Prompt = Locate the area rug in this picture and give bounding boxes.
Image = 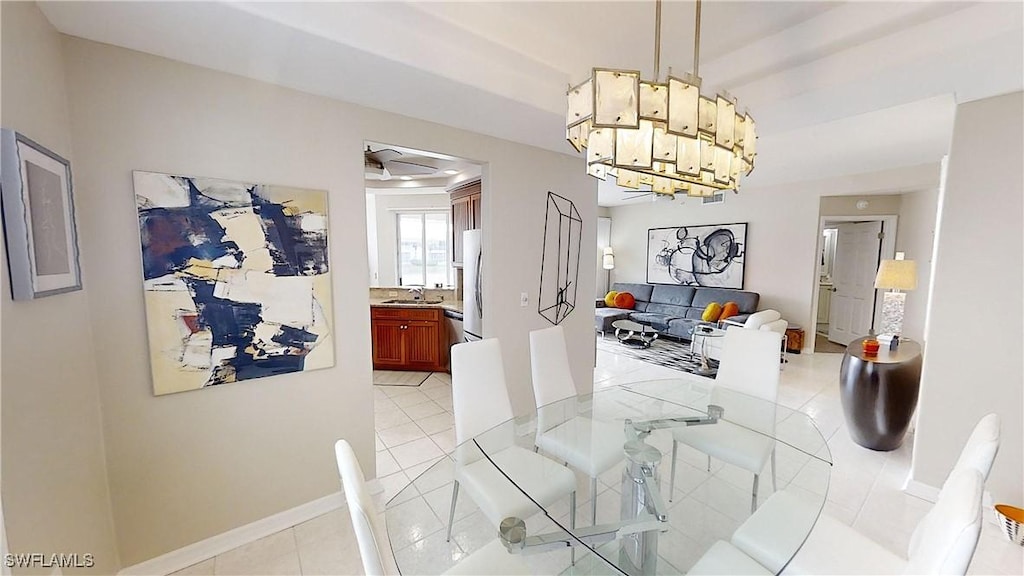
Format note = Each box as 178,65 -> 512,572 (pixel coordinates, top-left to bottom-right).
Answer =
597,335 -> 719,377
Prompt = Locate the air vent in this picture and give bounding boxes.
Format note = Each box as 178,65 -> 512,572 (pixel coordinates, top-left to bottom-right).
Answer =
702,192 -> 725,205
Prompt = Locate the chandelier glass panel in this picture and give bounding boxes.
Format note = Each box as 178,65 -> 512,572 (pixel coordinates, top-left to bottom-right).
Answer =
566,0 -> 756,198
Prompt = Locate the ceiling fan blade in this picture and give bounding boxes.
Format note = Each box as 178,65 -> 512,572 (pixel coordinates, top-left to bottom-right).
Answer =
367,148 -> 403,163
386,159 -> 437,176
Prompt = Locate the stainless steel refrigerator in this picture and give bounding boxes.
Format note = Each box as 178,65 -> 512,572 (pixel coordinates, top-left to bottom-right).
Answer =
463,229 -> 482,341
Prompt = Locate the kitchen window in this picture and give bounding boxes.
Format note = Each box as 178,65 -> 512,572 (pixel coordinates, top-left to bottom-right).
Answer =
397,211 -> 450,288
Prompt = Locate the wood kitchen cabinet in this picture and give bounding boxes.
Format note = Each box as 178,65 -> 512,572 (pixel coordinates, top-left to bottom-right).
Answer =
371,306 -> 448,372
450,178 -> 481,268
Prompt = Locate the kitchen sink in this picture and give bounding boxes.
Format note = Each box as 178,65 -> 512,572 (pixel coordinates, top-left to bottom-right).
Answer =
381,299 -> 443,305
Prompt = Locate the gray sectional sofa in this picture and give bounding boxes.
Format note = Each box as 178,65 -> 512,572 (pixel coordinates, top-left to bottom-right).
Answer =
596,282 -> 760,340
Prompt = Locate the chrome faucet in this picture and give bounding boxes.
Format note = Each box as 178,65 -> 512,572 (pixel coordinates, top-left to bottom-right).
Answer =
408,286 -> 425,301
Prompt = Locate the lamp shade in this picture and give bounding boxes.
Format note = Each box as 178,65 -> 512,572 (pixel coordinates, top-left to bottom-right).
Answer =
603,246 -> 615,270
875,259 -> 917,291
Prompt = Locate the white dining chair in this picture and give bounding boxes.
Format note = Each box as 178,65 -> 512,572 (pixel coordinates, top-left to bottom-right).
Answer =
670,327 -> 782,512
687,540 -> 772,575
730,413 -> 1000,575
729,468 -> 985,575
949,412 -> 1000,483
334,439 -> 533,576
448,338 -> 578,541
529,325 -> 625,524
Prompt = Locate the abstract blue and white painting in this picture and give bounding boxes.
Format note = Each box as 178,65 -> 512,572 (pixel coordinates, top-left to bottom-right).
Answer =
134,171 -> 333,395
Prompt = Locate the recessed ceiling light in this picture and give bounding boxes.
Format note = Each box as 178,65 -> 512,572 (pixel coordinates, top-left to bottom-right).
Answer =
443,169 -> 459,175
400,176 -> 413,181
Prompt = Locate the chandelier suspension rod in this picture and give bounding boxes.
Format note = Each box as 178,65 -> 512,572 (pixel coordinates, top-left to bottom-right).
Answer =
653,0 -> 662,81
693,0 -> 702,77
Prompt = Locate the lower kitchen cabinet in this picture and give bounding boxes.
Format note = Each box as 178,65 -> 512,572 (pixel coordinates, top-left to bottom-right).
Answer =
371,306 -> 448,372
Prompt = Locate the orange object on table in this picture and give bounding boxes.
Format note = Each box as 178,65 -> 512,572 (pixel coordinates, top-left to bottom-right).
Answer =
862,339 -> 880,356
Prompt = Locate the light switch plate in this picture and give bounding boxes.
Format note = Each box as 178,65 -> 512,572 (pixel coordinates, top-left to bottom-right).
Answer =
520,292 -> 529,307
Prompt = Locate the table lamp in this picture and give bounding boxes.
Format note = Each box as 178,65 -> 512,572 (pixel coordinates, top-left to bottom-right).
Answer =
874,257 -> 917,347
602,246 -> 615,293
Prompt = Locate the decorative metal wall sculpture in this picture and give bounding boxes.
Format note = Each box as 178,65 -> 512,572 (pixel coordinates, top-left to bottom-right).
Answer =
647,223 -> 747,289
538,192 -> 582,325
134,171 -> 334,396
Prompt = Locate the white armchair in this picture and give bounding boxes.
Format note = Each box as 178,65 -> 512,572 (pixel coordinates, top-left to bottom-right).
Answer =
723,309 -> 782,330
722,310 -> 788,364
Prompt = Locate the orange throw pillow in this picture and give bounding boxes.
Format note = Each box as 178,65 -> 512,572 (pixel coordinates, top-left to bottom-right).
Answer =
701,302 -> 724,322
614,292 -> 636,310
719,301 -> 740,321
604,291 -> 618,307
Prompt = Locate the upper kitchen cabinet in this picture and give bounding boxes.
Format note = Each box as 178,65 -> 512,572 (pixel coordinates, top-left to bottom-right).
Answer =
449,178 -> 481,268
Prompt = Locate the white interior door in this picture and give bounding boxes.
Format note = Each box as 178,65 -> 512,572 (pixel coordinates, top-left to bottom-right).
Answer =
828,221 -> 882,345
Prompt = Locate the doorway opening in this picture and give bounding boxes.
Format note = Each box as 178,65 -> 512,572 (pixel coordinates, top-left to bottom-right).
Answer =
809,214 -> 897,353
364,141 -> 483,485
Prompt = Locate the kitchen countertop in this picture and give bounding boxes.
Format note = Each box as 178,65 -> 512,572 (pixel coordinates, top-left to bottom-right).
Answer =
369,298 -> 463,314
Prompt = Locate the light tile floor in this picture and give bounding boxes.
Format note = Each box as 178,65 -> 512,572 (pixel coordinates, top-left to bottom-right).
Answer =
172,357 -> 1023,575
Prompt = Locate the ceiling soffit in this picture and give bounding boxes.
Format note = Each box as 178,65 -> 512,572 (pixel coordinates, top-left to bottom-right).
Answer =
37,1 -> 1023,203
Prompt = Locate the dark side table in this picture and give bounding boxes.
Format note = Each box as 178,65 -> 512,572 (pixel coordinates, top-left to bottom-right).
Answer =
840,337 -> 923,451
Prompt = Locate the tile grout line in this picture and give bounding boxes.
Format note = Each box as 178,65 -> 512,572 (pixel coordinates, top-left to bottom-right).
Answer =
291,527 -> 305,576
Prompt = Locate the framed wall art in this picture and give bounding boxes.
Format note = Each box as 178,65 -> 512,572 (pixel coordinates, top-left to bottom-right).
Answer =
647,223 -> 747,289
0,129 -> 82,300
133,170 -> 335,395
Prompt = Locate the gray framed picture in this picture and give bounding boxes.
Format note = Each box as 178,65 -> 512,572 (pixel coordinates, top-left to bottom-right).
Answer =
647,223 -> 747,289
0,130 -> 82,300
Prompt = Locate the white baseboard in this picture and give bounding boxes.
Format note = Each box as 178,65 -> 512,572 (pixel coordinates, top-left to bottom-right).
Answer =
903,478 -> 941,502
118,491 -> 346,576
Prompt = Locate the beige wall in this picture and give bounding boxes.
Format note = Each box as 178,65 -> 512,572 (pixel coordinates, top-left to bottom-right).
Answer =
820,194 -> 901,217
893,189 -> 939,344
912,92 -> 1023,505
818,190 -> 940,344
0,3 -> 120,574
60,36 -> 595,565
370,191 -> 451,287
607,164 -> 941,341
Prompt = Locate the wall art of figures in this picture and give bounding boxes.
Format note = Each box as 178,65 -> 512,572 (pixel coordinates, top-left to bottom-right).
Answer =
134,171 -> 334,396
647,223 -> 747,289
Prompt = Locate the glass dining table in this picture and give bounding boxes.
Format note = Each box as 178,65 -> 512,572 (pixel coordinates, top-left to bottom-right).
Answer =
384,379 -> 832,575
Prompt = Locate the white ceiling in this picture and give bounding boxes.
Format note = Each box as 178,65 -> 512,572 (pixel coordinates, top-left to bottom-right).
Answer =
364,141 -> 482,188
39,1 -> 1024,206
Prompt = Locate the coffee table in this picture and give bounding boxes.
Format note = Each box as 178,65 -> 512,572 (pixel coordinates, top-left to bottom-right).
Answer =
612,319 -> 658,349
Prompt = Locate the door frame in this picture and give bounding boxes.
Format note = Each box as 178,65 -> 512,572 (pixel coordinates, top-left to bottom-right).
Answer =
808,214 -> 898,353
